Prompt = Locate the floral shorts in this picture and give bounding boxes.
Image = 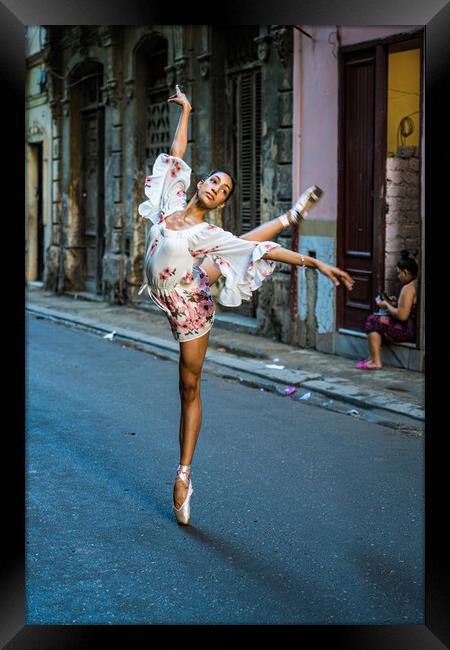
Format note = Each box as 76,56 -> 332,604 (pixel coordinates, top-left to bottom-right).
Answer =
150,266 -> 215,342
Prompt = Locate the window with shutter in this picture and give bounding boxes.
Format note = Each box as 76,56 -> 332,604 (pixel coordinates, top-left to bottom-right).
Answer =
223,27 -> 262,317
238,68 -> 261,233
135,36 -> 170,168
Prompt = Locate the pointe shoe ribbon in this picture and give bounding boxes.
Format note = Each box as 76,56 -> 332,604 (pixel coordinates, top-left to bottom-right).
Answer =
174,466 -> 194,525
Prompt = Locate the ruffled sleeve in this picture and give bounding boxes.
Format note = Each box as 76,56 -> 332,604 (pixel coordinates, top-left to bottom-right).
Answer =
138,153 -> 192,224
188,225 -> 282,307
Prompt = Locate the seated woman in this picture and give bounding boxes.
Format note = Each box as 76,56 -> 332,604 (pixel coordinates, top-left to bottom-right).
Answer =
356,250 -> 418,370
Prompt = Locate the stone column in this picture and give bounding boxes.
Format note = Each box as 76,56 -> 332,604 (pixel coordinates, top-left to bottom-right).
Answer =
100,27 -> 128,304
194,26 -> 213,181
42,34 -> 64,292
257,26 -> 295,343
123,70 -> 144,303
172,26 -> 194,168
61,68 -> 85,292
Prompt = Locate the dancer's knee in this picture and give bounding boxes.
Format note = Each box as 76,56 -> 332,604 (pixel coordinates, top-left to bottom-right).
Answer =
180,370 -> 201,403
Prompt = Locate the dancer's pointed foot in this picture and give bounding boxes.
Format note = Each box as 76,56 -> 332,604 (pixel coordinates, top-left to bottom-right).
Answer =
173,464 -> 193,525
173,475 -> 189,509
289,185 -> 324,223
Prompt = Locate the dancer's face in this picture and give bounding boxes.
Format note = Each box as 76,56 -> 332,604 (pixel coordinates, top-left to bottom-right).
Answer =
197,172 -> 233,210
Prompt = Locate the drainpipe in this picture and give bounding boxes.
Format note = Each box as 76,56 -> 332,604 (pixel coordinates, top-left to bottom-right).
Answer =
290,26 -> 302,344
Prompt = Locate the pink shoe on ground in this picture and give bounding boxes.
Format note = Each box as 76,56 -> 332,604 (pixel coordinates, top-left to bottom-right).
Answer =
356,360 -> 382,370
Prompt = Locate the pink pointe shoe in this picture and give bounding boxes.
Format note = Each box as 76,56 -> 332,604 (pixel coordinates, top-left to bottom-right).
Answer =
279,185 -> 324,227
290,185 -> 324,223
173,464 -> 194,526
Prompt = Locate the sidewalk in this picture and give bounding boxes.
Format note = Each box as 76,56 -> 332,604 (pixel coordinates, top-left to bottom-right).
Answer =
25,284 -> 425,433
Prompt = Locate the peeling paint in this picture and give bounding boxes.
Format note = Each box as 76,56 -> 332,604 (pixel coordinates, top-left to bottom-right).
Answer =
299,236 -> 335,334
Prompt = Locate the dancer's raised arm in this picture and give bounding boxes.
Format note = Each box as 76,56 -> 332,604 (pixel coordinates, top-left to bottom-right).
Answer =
262,246 -> 355,291
168,85 -> 192,159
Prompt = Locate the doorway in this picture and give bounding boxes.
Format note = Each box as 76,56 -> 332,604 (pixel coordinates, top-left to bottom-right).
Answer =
69,60 -> 105,294
337,31 -> 423,347
80,107 -> 105,294
27,141 -> 45,282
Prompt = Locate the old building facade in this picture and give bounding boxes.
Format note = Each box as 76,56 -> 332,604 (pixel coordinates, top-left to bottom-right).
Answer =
25,25 -> 297,332
25,24 -> 425,370
291,25 -> 425,370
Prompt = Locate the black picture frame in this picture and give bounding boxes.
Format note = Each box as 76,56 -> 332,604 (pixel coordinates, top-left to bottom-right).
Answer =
6,0 -> 449,647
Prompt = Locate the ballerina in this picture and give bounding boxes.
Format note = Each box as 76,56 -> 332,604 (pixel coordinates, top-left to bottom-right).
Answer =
138,85 -> 355,525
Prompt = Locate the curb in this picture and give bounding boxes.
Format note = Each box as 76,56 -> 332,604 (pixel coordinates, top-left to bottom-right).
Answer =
26,303 -> 425,425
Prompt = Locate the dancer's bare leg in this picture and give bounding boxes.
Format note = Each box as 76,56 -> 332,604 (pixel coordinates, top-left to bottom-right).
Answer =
201,214 -> 287,286
174,329 -> 211,508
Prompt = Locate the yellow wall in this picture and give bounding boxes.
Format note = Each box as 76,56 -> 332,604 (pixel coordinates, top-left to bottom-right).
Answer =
387,49 -> 421,156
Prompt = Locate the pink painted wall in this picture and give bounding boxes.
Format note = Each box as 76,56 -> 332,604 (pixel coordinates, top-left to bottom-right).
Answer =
294,27 -> 339,222
292,25 -> 422,222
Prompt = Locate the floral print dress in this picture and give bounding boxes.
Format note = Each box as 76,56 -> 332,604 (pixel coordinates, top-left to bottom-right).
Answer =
138,153 -> 282,342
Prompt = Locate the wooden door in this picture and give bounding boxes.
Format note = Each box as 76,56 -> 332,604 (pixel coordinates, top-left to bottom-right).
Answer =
81,108 -> 105,294
35,143 -> 44,280
337,45 -> 387,331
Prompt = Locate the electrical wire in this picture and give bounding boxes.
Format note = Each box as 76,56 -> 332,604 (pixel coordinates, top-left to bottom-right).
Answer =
388,87 -> 420,97
327,28 -> 340,59
396,110 -> 420,149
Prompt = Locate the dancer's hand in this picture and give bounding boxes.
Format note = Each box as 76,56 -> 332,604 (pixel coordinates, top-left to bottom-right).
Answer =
168,85 -> 192,112
316,261 -> 355,291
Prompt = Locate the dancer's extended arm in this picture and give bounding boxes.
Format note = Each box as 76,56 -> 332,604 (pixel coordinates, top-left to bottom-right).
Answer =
168,85 -> 192,159
262,247 -> 355,291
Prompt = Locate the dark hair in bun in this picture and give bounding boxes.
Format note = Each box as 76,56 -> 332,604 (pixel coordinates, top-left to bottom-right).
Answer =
397,249 -> 418,277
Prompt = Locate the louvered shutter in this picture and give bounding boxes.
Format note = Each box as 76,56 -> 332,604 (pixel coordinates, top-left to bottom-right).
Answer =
237,68 -> 261,233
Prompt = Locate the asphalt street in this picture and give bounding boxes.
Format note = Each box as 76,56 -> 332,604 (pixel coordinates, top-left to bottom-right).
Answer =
26,313 -> 424,625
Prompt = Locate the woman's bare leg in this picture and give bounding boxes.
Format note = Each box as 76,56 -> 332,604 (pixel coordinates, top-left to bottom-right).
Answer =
201,215 -> 287,286
366,332 -> 383,368
239,215 -> 286,242
174,329 -> 211,508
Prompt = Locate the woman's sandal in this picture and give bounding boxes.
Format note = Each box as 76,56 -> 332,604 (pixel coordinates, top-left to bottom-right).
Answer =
356,360 -> 382,370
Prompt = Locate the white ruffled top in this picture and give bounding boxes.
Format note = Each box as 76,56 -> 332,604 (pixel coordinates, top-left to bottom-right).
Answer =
138,153 -> 282,307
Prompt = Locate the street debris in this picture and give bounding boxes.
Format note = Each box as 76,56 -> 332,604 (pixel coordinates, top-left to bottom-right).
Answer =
272,358 -> 280,362
347,409 -> 360,417
283,386 -> 297,396
260,388 -> 265,391
323,400 -> 334,407
299,392 -> 311,400
103,331 -> 116,340
265,364 -> 285,369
